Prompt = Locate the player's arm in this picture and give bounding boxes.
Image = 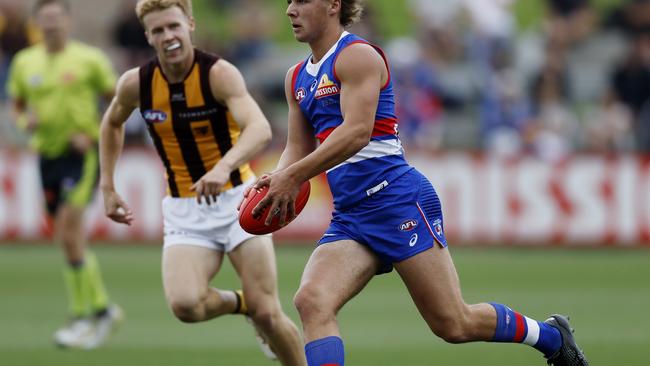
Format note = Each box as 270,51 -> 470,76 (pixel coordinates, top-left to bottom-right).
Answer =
98,68 -> 140,225
279,43 -> 384,183
190,59 -> 272,204
6,55 -> 37,132
275,64 -> 317,171
252,44 -> 385,224
9,96 -> 38,132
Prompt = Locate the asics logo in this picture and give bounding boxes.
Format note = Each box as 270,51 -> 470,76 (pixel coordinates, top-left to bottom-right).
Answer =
409,233 -> 418,247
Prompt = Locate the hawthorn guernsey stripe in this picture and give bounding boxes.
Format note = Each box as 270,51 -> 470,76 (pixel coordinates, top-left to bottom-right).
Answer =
139,49 -> 252,197
293,32 -> 410,210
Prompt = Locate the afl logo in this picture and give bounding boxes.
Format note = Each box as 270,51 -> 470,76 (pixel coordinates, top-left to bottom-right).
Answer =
295,87 -> 306,103
143,109 -> 167,123
399,219 -> 418,232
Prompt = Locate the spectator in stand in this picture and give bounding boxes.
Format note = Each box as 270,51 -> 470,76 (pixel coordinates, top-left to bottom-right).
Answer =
388,37 -> 462,152
544,0 -> 596,48
526,43 -> 580,162
610,31 -> 650,151
222,0 -> 276,67
111,0 -> 152,70
0,0 -> 38,101
477,40 -> 532,157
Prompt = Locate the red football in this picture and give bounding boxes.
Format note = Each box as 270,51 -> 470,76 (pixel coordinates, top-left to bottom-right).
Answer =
238,180 -> 311,235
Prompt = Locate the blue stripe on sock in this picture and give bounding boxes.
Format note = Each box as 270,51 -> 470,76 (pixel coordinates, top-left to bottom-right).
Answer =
490,303 -> 518,342
305,336 -> 345,366
535,321 -> 562,358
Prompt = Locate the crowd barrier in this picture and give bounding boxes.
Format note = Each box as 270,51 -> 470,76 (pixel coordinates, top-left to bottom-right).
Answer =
1,148 -> 649,246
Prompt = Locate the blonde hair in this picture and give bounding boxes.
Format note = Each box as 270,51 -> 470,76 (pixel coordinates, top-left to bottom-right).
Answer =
135,0 -> 193,24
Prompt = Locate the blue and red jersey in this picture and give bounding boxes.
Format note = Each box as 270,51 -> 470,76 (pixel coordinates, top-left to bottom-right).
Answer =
291,32 -> 412,210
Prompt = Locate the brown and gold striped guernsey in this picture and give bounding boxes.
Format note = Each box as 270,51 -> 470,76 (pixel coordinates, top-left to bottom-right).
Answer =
139,49 -> 253,197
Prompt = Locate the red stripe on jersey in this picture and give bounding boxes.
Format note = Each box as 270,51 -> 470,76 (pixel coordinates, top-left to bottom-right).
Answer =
372,117 -> 397,137
316,118 -> 396,144
333,40 -> 391,91
291,62 -> 304,93
513,312 -> 526,343
316,127 -> 336,144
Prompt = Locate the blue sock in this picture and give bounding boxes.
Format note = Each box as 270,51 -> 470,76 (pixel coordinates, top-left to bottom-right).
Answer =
490,303 -> 562,357
305,336 -> 345,366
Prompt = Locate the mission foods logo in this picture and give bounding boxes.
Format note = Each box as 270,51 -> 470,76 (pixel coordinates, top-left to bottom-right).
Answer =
399,219 -> 418,232
142,109 -> 167,123
315,74 -> 340,99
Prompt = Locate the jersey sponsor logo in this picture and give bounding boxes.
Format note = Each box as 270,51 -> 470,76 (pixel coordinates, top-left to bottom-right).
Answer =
315,74 -> 340,99
178,107 -> 219,119
399,219 -> 418,232
142,109 -> 168,123
295,87 -> 306,103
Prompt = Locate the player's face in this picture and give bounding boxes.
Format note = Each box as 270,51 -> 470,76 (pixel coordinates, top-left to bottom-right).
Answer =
35,3 -> 71,49
286,0 -> 333,43
142,6 -> 195,65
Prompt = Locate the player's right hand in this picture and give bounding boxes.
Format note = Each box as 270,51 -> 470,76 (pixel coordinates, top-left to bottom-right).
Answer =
238,174 -> 270,211
102,190 -> 134,226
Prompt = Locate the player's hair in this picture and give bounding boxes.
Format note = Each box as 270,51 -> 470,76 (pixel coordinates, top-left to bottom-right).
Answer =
135,0 -> 193,24
339,0 -> 364,27
33,0 -> 71,14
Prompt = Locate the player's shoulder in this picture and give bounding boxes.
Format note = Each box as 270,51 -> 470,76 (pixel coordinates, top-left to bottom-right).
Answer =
68,41 -> 110,62
115,68 -> 140,104
335,40 -> 385,78
338,41 -> 381,64
12,44 -> 44,65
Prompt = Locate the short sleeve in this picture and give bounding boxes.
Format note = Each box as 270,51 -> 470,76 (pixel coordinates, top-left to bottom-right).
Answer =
6,53 -> 26,99
90,49 -> 117,94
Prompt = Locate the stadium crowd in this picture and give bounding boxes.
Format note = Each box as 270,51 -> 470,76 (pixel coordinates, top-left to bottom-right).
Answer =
2,0 -> 650,160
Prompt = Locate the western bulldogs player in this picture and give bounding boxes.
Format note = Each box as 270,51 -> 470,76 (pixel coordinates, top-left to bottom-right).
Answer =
250,0 -> 589,365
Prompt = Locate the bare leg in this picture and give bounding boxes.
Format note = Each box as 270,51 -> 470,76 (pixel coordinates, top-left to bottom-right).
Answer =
162,245 -> 238,322
394,245 -> 497,343
293,240 -> 381,342
228,236 -> 306,366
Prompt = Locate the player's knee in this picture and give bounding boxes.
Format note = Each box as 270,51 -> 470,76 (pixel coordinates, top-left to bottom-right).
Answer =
248,303 -> 280,333
168,297 -> 203,323
293,284 -> 334,321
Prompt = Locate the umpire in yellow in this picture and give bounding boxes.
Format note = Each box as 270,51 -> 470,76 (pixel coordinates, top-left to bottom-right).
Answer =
6,0 -> 122,349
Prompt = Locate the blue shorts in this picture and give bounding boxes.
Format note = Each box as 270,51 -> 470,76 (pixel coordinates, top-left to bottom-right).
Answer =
318,168 -> 447,273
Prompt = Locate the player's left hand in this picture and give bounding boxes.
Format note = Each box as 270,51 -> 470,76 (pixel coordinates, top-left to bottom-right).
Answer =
252,170 -> 301,227
190,164 -> 230,205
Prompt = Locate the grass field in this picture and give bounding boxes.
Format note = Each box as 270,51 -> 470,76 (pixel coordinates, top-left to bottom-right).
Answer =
1,244 -> 648,365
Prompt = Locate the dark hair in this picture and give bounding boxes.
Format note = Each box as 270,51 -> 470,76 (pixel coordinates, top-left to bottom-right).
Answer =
340,0 -> 363,26
33,0 -> 71,14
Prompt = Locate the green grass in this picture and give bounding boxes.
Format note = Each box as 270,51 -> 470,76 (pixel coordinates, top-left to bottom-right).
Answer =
0,244 -> 648,365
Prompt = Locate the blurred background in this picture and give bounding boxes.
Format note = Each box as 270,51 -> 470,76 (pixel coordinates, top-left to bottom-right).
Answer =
1,0 -> 649,365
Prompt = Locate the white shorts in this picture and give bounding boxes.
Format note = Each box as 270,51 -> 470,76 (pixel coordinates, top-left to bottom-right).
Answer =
162,180 -> 265,252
